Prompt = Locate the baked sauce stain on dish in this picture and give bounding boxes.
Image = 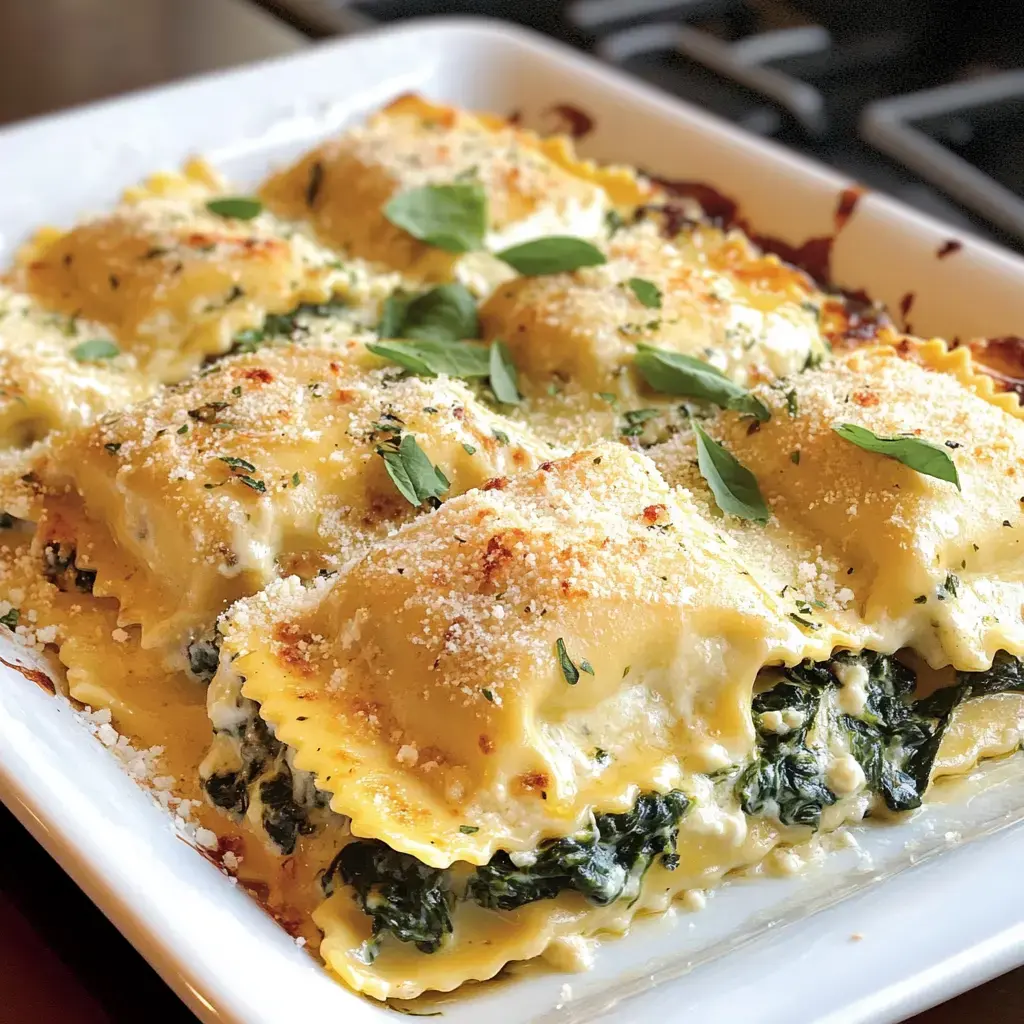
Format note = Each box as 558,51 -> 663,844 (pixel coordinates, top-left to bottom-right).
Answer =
543,103 -> 595,139
649,177 -> 865,286
899,291 -> 916,332
961,336 -> 1024,401
937,239 -> 964,259
0,655 -> 55,694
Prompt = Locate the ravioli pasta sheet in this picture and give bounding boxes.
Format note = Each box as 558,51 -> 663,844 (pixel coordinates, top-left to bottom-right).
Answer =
4,93 -> 1024,1005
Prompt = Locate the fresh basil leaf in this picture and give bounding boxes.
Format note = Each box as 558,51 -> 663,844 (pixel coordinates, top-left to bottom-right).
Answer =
627,277 -> 662,309
205,196 -> 263,220
376,433 -> 450,507
378,292 -> 411,340
635,344 -> 770,422
556,637 -> 580,685
367,338 -> 490,378
488,341 -> 520,404
692,420 -> 770,522
383,183 -> 487,253
71,339 -> 120,362
832,423 -> 961,491
495,236 -> 607,276
377,284 -> 479,344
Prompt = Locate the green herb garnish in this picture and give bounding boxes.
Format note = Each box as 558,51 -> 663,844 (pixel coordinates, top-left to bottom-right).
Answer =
205,196 -> 263,220
368,338 -> 490,378
218,456 -> 256,473
556,637 -> 581,685
488,340 -> 520,404
832,423 -> 961,491
626,277 -> 662,309
634,344 -> 769,422
383,183 -> 487,253
376,283 -> 478,344
692,420 -> 769,522
620,407 -> 660,437
376,433 -> 449,508
495,236 -> 606,276
459,825 -> 479,835
0,607 -> 18,630
71,339 -> 119,362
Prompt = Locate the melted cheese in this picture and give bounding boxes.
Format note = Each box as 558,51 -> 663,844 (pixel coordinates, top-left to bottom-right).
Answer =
651,341 -> 1024,668
0,286 -> 154,447
313,768 -> 872,1000
5,94 -> 1024,1008
480,219 -> 828,400
260,95 -> 645,291
217,443 -> 825,869
32,345 -> 552,658
14,167 -> 372,382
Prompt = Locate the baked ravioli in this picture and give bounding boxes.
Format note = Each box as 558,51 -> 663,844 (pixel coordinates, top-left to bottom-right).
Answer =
260,94 -> 647,292
0,285 -> 154,448
480,217 -> 830,400
15,163 -> 380,382
4,95 -> 1024,1008
30,343 -> 553,662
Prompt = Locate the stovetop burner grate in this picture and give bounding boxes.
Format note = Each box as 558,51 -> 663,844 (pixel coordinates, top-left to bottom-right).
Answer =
259,0 -> 1024,252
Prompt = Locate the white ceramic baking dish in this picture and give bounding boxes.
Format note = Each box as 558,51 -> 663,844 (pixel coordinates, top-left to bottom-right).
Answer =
2,18 -> 1024,1024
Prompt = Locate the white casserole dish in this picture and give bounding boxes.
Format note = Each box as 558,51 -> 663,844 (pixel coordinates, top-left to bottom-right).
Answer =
2,17 -> 1024,1024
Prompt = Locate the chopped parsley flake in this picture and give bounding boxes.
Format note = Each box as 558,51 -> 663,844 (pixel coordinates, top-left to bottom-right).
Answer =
71,339 -> 119,362
556,637 -> 581,685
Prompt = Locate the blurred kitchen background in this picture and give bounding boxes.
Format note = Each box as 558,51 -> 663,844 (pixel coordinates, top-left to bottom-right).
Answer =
3,0 -> 1024,251
1,2 -> 1023,1022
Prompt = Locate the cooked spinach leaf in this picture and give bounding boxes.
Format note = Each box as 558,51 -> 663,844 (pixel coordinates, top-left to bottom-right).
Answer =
736,663 -> 837,828
468,790 -> 689,910
186,634 -> 222,683
322,842 -> 454,962
328,790 -> 689,957
739,649 -> 1024,824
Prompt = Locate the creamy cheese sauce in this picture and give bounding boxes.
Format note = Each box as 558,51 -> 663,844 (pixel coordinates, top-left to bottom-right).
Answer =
1,93 -> 1023,1006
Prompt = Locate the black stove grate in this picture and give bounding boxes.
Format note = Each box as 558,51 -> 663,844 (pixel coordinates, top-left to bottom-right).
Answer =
260,0 -> 1024,251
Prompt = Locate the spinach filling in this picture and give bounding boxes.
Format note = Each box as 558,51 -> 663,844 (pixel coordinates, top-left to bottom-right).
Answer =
185,633 -> 221,683
229,298 -> 349,355
41,541 -> 96,594
202,684 -> 328,854
736,660 -> 838,828
737,649 -> 1024,826
320,790 -> 690,963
